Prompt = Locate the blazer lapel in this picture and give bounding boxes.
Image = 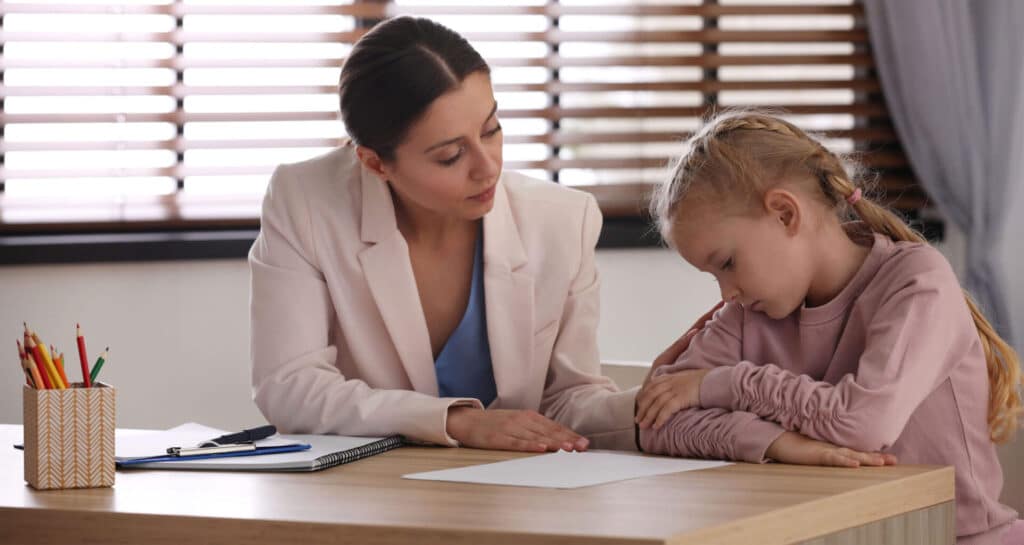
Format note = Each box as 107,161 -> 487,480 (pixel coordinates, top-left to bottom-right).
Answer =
357,166 -> 438,395
483,180 -> 535,408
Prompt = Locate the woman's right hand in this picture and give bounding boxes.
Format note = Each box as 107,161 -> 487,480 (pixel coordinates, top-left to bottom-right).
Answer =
766,431 -> 898,468
446,406 -> 589,453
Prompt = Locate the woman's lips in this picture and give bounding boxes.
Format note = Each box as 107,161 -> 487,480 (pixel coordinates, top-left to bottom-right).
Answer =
469,185 -> 496,202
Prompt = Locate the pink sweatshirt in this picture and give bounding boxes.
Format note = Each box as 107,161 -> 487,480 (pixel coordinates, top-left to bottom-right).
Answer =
640,231 -> 1017,544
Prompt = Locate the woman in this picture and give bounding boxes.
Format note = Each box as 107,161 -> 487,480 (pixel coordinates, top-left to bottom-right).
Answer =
249,16 -> 638,451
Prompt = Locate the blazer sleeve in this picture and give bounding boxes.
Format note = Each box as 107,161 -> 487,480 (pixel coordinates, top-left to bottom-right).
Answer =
249,164 -> 482,447
639,303 -> 786,462
538,194 -> 639,451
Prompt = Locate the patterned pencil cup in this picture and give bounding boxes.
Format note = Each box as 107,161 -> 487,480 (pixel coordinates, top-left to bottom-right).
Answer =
23,383 -> 116,490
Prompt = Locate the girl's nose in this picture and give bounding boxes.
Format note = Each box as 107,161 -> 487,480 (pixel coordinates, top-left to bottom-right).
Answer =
719,283 -> 740,304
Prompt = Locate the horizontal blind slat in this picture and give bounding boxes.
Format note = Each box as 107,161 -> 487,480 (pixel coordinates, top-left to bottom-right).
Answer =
0,79 -> 882,97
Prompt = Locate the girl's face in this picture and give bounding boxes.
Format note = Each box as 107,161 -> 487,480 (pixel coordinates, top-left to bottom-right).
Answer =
367,71 -> 504,222
671,194 -> 816,319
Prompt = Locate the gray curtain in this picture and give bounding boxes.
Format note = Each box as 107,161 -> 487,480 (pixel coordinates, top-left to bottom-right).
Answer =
862,0 -> 1024,345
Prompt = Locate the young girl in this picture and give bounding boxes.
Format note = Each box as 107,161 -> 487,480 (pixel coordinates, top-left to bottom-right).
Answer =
636,111 -> 1022,545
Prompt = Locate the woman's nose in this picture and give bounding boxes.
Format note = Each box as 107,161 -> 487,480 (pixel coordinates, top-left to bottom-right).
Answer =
470,144 -> 500,181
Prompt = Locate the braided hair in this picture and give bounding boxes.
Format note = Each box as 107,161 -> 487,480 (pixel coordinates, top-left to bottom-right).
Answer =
651,110 -> 1022,443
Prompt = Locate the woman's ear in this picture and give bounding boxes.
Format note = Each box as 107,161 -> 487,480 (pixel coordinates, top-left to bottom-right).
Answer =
355,145 -> 389,182
763,188 -> 801,236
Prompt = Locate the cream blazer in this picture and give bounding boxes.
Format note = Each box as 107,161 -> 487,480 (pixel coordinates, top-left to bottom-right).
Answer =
249,145 -> 637,449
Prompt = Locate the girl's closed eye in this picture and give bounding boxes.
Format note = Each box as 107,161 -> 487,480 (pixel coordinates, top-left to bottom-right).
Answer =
721,258 -> 734,271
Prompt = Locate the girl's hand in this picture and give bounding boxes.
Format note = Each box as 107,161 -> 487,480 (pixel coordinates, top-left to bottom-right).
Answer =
766,431 -> 898,468
641,301 -> 725,388
446,406 -> 589,453
635,368 -> 712,430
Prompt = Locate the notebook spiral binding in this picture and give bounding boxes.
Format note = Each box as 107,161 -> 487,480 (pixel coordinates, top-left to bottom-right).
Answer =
311,435 -> 405,471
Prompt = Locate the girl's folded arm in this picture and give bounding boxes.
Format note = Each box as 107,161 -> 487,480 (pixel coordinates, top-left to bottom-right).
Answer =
639,407 -> 786,463
699,263 -> 969,452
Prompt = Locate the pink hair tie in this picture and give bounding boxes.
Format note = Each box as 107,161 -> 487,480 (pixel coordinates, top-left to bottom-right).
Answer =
846,187 -> 862,205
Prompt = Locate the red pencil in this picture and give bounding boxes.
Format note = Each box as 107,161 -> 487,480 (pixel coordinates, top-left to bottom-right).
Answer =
16,340 -> 30,387
18,341 -> 43,389
76,324 -> 92,388
24,335 -> 52,389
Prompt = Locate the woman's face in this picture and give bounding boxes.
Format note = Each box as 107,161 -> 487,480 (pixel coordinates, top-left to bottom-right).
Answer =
374,71 -> 503,222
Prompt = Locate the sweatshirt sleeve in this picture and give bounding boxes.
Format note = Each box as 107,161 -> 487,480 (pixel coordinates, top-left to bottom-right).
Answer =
698,249 -> 972,452
640,303 -> 786,462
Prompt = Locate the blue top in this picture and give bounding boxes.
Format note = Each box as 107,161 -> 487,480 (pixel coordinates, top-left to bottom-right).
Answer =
433,227 -> 497,407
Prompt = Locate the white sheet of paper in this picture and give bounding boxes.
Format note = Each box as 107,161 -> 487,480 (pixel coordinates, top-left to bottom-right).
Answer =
402,450 -> 731,489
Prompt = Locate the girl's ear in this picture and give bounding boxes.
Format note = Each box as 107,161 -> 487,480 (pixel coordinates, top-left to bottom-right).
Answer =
355,145 -> 389,182
763,188 -> 801,236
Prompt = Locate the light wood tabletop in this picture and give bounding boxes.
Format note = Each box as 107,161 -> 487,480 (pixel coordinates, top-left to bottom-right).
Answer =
0,424 -> 954,545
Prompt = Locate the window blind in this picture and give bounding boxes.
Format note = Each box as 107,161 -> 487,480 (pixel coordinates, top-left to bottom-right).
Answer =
0,0 -> 924,232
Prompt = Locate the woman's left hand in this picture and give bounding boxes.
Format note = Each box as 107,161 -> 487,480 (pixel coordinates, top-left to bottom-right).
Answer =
635,368 -> 711,430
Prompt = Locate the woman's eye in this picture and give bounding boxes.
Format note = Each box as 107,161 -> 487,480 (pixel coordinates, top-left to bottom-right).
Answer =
439,150 -> 463,166
721,258 -> 734,271
483,124 -> 502,138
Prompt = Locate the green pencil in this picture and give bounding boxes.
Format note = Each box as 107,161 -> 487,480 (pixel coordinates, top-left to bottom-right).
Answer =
89,347 -> 109,384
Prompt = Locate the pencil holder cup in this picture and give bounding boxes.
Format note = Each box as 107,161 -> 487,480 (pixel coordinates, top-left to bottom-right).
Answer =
23,383 -> 116,490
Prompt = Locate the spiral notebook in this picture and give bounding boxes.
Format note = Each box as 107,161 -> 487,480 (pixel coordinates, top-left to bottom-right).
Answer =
115,423 -> 403,472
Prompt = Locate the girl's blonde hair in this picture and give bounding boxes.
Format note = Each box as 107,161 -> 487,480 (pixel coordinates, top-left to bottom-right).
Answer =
651,110 -> 1022,443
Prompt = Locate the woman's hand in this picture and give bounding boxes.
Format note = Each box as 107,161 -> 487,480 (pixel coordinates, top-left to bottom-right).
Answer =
641,301 -> 725,388
446,406 -> 589,452
635,369 -> 711,430
766,431 -> 898,468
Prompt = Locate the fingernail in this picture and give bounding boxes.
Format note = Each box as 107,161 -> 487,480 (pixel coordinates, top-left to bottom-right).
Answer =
575,438 -> 589,450
562,442 -> 573,451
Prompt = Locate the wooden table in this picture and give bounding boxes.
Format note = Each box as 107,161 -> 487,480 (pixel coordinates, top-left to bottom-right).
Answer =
0,424 -> 954,545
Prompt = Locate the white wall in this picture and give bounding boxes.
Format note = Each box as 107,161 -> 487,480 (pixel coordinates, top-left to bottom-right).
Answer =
0,248 -> 720,431
1,235 -> 1021,511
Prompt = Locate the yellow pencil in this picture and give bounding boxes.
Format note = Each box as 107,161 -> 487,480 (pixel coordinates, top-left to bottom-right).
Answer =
29,334 -> 64,390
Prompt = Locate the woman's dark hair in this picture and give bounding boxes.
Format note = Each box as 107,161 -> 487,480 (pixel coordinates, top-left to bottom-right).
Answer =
339,16 -> 490,161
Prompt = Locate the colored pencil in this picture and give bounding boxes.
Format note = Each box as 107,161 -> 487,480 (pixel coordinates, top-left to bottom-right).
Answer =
28,334 -> 64,389
55,352 -> 69,387
89,348 -> 109,384
16,340 -> 34,387
24,336 -> 52,389
76,324 -> 92,388
22,353 -> 43,389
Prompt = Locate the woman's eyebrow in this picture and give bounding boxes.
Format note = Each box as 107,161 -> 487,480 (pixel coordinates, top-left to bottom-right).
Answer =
422,101 -> 499,154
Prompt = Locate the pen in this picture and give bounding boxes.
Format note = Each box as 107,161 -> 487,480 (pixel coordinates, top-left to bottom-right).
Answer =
198,425 -> 277,447
166,444 -> 257,457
